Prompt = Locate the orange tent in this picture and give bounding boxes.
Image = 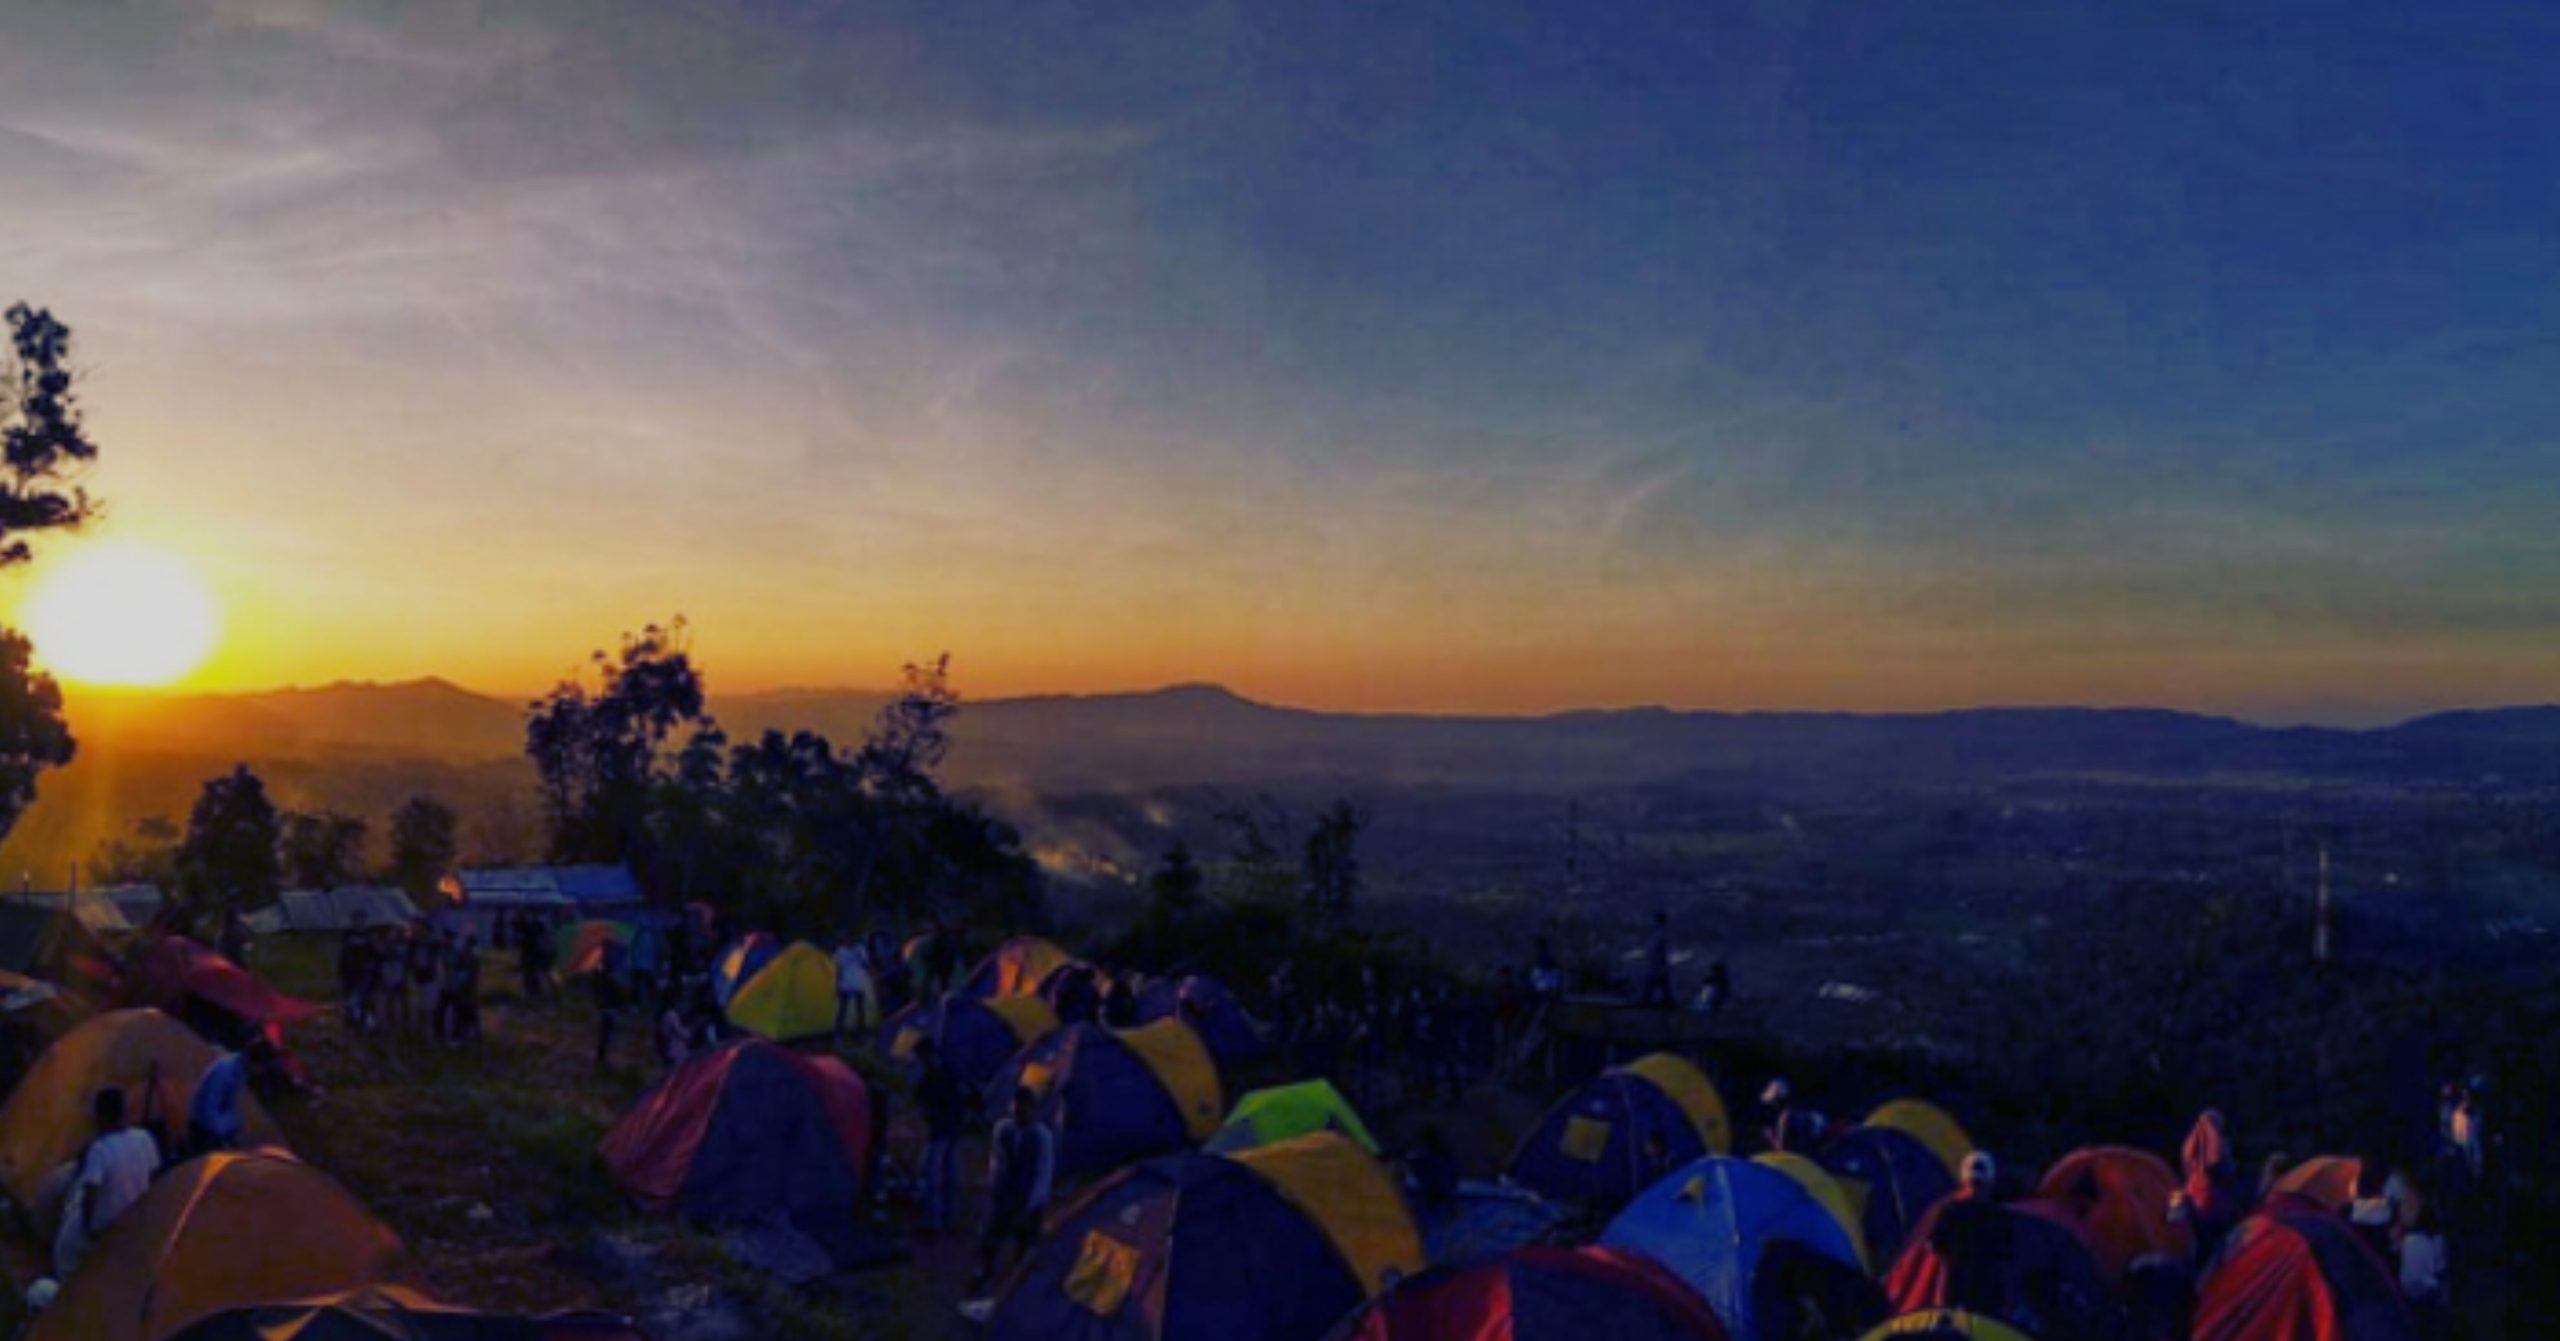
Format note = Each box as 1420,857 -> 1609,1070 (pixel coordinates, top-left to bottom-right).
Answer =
2035,1146 -> 2194,1281
0,1009 -> 285,1206
30,1150 -> 409,1341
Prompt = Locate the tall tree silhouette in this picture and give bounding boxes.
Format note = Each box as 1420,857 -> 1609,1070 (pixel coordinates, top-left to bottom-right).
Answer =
179,766 -> 283,926
388,795 -> 459,900
280,810 -> 367,890
1303,798 -> 1368,921
0,304 -> 103,843
525,619 -> 709,884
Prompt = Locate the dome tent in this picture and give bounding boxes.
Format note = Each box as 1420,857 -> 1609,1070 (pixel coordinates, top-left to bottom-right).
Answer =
886,992 -> 1060,1089
1883,1198 -> 2115,1341
31,1151 -> 407,1341
711,933 -> 781,1006
1816,1124 -> 1957,1269
724,941 -> 840,1041
0,1008 -> 286,1206
1209,1079 -> 1379,1155
986,1131 -> 1423,1341
164,1286 -> 645,1341
966,935 -> 1078,998
1328,1244 -> 1730,1341
2035,1146 -> 2193,1282
986,1019 -> 1223,1182
2195,1193 -> 2416,1341
1864,1100 -> 1974,1181
1508,1053 -> 1730,1209
1601,1156 -> 1875,1341
599,1037 -> 871,1224
1133,973 -> 1268,1067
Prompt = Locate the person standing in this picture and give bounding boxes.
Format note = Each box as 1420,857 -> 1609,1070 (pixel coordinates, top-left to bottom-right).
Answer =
973,1085 -> 1055,1294
834,936 -> 874,1042
593,962 -> 623,1073
916,1039 -> 968,1233
1637,910 -> 1674,1008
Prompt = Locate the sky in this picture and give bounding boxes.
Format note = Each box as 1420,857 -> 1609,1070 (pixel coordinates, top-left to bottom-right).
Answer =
0,0 -> 2554,723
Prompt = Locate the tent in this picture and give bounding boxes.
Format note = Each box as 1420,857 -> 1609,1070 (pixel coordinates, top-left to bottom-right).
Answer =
1602,1156 -> 1875,1341
0,1008 -> 286,1204
886,992 -> 1060,1089
165,1286 -> 645,1341
1857,1310 -> 2038,1341
0,899 -> 118,1002
1864,1100 -> 1974,1182
2036,1146 -> 2193,1282
1883,1199 -> 2115,1341
987,1019 -> 1224,1182
31,1150 -> 407,1341
1508,1053 -> 1731,1209
1133,974 -> 1268,1067
986,1131 -> 1423,1341
599,1037 -> 871,1224
724,941 -> 840,1042
1209,1079 -> 1379,1155
557,920 -> 635,978
712,933 -> 781,1006
967,935 -> 1078,998
272,888 -> 419,934
1331,1244 -> 1730,1341
2269,1156 -> 2363,1211
1817,1124 -> 1957,1269
116,936 -> 319,1031
2195,1193 -> 2415,1341
1754,1152 -> 1871,1272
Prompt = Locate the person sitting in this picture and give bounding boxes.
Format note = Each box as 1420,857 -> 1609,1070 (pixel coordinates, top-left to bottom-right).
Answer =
56,1089 -> 162,1276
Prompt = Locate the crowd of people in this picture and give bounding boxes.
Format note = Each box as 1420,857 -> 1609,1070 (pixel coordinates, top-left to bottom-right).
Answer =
335,917 -> 483,1049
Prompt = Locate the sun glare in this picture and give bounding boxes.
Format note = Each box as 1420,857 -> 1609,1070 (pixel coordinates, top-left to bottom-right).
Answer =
19,543 -> 222,687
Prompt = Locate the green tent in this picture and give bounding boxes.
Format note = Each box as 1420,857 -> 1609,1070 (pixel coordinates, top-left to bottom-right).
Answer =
1205,1079 -> 1378,1154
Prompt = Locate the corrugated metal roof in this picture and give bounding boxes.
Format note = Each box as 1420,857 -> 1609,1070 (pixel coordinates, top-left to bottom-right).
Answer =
452,865 -> 638,907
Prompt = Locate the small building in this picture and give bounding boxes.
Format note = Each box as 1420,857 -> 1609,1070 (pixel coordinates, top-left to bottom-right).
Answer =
270,886 -> 420,933
438,864 -> 640,937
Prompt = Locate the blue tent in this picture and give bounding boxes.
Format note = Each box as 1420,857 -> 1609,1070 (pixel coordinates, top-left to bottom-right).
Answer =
1508,1057 -> 1724,1210
712,934 -> 782,1007
1602,1157 -> 1870,1341
986,1134 -> 1421,1341
884,992 -> 1061,1089
985,1021 -> 1222,1183
599,1039 -> 872,1225
1132,974 -> 1267,1067
1816,1125 -> 1956,1269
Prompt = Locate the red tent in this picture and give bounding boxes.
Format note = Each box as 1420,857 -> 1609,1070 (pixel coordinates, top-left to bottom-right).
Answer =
600,1039 -> 871,1223
2195,1194 -> 2415,1341
1885,1196 -> 2116,1341
2036,1146 -> 2194,1282
119,936 -> 319,1027
1334,1245 -> 1729,1341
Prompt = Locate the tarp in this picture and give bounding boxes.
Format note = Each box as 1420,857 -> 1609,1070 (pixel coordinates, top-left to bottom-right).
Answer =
1864,1100 -> 1974,1182
0,1008 -> 286,1204
1883,1198 -> 2115,1341
2194,1193 -> 2415,1341
986,1132 -> 1422,1341
966,935 -> 1077,999
1602,1156 -> 1870,1341
164,1285 -> 646,1341
2035,1146 -> 2193,1282
989,1020 -> 1222,1182
1817,1125 -> 1956,1269
1754,1153 -> 1871,1272
1209,1080 -> 1379,1155
711,934 -> 780,1006
1133,974 -> 1268,1067
886,993 -> 1060,1089
30,1151 -> 408,1341
1332,1244 -> 1731,1341
724,941 -> 840,1042
599,1038 -> 871,1224
1508,1053 -> 1729,1210
1858,1310 -> 2037,1341
117,936 -> 319,1029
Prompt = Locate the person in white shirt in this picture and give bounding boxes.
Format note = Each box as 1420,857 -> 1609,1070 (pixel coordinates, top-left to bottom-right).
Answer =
55,1088 -> 162,1275
833,937 -> 875,1041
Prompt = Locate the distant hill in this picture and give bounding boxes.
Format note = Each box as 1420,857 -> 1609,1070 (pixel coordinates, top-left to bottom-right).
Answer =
6,678 -> 2556,887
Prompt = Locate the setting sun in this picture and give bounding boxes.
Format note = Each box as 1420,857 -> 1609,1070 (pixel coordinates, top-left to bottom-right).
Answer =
18,543 -> 221,687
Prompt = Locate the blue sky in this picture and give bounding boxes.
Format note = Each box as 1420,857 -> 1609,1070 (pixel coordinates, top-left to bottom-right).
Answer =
1,0 -> 2554,721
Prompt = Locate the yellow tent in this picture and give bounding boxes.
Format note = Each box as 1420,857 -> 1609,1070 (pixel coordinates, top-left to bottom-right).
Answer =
1866,1099 -> 1974,1182
968,936 -> 1075,997
1623,1051 -> 1732,1155
0,1008 -> 284,1205
1755,1151 -> 1871,1271
725,941 -> 840,1042
1859,1309 -> 2036,1341
1231,1132 -> 1426,1297
31,1150 -> 408,1341
1114,1018 -> 1225,1140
